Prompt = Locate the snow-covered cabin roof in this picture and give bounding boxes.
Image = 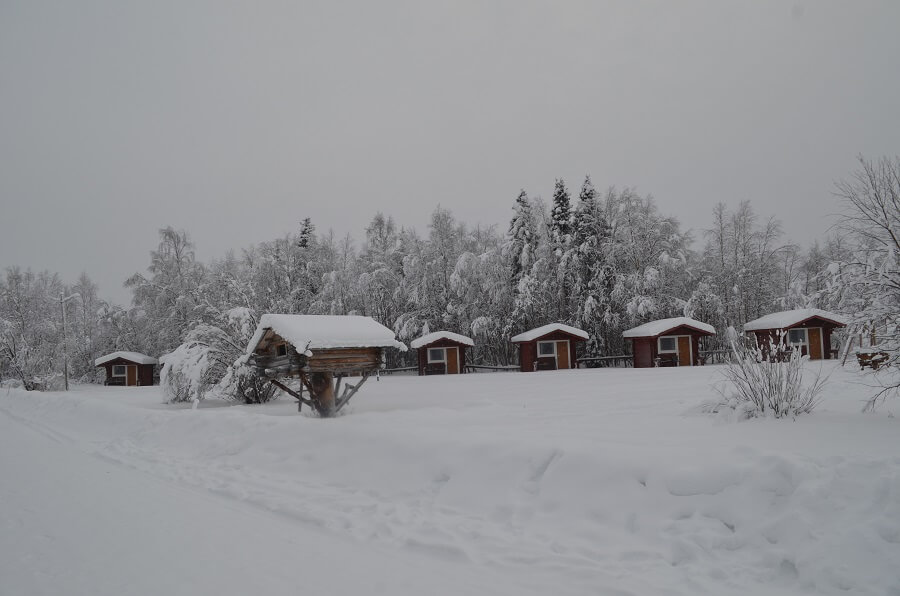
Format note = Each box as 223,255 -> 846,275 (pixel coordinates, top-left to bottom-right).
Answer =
246,314 -> 407,354
622,317 -> 716,338
410,331 -> 475,349
94,351 -> 158,366
744,309 -> 848,332
510,323 -> 589,343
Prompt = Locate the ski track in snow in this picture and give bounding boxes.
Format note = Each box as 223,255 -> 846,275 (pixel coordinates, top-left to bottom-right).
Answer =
2,363 -> 899,595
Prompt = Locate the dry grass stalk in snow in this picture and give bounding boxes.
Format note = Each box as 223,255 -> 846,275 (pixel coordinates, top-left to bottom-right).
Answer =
714,342 -> 829,418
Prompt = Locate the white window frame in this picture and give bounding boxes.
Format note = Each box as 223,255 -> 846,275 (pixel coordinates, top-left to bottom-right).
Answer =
657,335 -> 693,366
537,341 -> 557,357
537,340 -> 560,370
787,328 -> 808,351
427,348 -> 446,363
657,336 -> 678,353
112,364 -> 127,377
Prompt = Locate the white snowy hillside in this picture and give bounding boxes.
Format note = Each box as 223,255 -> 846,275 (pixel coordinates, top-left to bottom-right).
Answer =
1,362 -> 898,596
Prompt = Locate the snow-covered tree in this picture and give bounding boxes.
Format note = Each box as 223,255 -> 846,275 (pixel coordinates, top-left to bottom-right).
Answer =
125,226 -> 206,357
549,178 -> 572,251
0,268 -> 64,389
827,156 -> 900,406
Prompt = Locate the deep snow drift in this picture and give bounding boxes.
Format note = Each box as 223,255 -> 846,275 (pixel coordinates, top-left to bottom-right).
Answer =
1,362 -> 898,595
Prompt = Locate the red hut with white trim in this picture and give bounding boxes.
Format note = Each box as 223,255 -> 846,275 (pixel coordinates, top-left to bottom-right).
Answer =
744,308 -> 846,360
410,331 -> 474,375
95,351 -> 158,386
510,323 -> 588,372
623,317 -> 716,368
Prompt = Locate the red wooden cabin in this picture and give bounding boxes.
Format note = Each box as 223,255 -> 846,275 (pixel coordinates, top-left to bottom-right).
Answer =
744,309 -> 846,360
95,351 -> 157,386
510,323 -> 588,372
623,317 -> 716,368
410,331 -> 473,375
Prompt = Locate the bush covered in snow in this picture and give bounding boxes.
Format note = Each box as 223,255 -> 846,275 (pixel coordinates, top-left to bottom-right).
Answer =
161,308 -> 275,404
712,342 -> 828,419
160,341 -> 210,403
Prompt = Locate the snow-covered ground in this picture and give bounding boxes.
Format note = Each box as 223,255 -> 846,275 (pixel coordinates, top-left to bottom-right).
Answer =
2,362 -> 898,595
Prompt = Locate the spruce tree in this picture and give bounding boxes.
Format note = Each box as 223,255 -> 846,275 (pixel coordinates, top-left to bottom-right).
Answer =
507,190 -> 536,282
549,178 -> 572,251
297,217 -> 315,249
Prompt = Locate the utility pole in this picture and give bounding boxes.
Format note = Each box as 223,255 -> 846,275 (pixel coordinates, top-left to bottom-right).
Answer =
59,292 -> 80,391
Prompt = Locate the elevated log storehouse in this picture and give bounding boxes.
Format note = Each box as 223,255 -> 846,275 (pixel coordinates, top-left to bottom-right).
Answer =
246,314 -> 407,416
95,351 -> 158,386
622,317 -> 716,368
511,323 -> 588,372
409,331 -> 474,375
744,308 -> 847,360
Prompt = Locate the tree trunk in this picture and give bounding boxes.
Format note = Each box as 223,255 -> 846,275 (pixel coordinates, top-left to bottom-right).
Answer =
309,372 -> 335,417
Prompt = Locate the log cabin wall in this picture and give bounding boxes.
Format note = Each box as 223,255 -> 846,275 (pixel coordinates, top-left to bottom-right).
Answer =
307,347 -> 382,373
249,330 -> 385,375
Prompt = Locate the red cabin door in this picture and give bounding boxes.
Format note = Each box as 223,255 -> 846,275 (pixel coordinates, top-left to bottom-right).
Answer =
808,328 -> 823,360
446,347 -> 459,374
677,337 -> 692,366
557,341 -> 570,369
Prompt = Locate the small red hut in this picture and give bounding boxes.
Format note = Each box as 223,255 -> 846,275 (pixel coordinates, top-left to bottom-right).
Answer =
744,309 -> 846,360
511,323 -> 588,372
410,331 -> 473,375
95,351 -> 158,386
623,317 -> 716,368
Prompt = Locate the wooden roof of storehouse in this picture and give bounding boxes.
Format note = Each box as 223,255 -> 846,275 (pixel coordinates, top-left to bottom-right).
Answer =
246,314 -> 407,355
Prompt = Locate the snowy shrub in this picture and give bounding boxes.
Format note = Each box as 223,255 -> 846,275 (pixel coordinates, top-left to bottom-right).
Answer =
215,353 -> 276,405
712,342 -> 828,419
160,342 -> 210,403
162,310 -> 275,405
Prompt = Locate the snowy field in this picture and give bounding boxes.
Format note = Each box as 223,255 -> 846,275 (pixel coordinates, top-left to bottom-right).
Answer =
2,362 -> 899,596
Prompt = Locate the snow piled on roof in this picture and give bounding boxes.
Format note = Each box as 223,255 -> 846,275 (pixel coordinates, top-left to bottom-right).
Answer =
246,314 -> 407,354
410,331 -> 475,349
94,351 -> 158,366
744,309 -> 848,332
510,323 -> 589,343
623,317 -> 716,338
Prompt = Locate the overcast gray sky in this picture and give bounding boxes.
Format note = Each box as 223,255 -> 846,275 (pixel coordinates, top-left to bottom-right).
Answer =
2,0 -> 899,306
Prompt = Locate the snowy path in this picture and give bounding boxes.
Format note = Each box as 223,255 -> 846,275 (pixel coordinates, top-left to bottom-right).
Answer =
2,364 -> 899,595
0,406 -> 551,596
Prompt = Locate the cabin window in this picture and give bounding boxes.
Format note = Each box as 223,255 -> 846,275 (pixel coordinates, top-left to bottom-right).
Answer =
658,337 -> 677,352
787,328 -> 807,347
538,341 -> 556,356
112,365 -> 126,377
276,343 -> 287,356
428,348 -> 446,363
